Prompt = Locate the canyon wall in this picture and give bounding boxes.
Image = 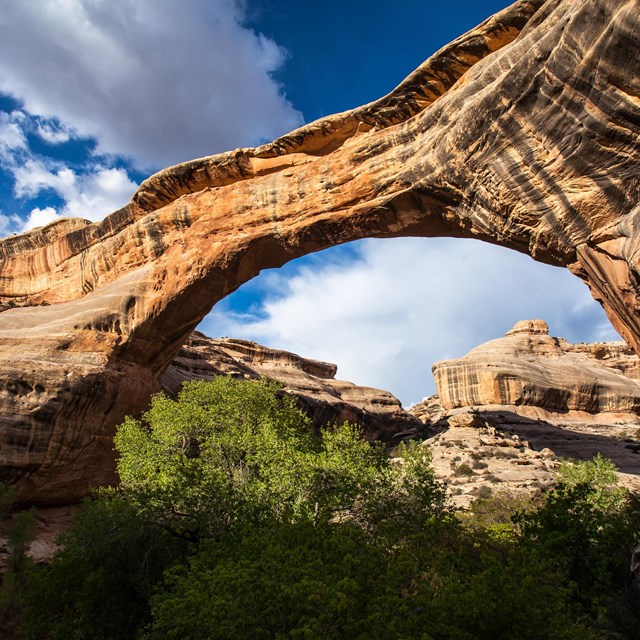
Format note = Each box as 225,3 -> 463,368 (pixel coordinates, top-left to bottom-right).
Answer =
162,333 -> 422,441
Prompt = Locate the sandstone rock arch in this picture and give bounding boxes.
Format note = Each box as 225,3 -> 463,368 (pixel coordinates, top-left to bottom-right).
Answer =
0,0 -> 638,503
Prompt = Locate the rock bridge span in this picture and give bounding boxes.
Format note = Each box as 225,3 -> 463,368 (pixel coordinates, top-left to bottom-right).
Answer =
0,0 -> 638,502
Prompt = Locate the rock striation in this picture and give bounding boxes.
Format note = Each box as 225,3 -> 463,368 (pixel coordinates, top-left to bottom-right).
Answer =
416,320 -> 640,506
161,333 -> 421,441
0,0 -> 638,503
433,319 -> 640,412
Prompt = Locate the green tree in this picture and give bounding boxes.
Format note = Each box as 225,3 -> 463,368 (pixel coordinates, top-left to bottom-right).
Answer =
114,378 -> 448,540
21,494 -> 183,640
24,380 -> 636,640
144,501 -> 586,640
0,483 -> 35,634
144,522 -> 401,640
22,378 -> 449,640
557,453 -> 625,511
515,456 -> 640,623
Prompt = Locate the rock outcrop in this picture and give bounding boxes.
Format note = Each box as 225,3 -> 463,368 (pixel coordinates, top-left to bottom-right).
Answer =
411,399 -> 640,507
416,402 -> 640,507
161,333 -> 422,441
433,319 -> 640,412
0,0 -> 639,503
415,320 -> 640,506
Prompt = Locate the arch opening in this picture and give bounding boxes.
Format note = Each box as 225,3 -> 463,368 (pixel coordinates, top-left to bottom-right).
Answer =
0,0 -> 638,504
199,237 -> 620,407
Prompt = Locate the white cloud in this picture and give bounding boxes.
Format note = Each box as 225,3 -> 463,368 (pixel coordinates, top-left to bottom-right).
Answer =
0,0 -> 303,170
0,109 -> 137,235
201,238 -> 620,406
13,160 -> 137,225
0,111 -> 28,153
21,206 -> 62,231
0,212 -> 22,235
36,120 -> 72,145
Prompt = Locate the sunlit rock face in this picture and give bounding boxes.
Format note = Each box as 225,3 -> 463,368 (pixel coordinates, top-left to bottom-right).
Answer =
0,0 -> 639,503
417,320 -> 640,507
161,333 -> 422,441
433,319 -> 640,412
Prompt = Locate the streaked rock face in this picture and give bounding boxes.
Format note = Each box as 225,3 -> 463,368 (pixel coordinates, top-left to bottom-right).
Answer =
433,319 -> 640,411
162,333 -> 422,441
0,0 -> 638,503
415,324 -> 640,507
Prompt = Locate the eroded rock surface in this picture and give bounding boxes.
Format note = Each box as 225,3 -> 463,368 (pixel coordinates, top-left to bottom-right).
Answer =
433,319 -> 640,412
415,321 -> 640,506
414,403 -> 640,508
0,0 -> 638,503
161,332 -> 422,441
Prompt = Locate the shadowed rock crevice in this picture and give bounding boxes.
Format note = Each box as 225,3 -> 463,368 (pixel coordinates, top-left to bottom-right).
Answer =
0,0 -> 638,502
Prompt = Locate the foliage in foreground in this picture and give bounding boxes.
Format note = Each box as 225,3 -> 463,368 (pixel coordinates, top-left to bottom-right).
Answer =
14,378 -> 640,640
0,484 -> 36,637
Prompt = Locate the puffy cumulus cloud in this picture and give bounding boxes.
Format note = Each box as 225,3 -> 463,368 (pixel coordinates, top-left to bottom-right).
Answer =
0,0 -> 303,170
20,206 -> 62,231
201,238 -> 620,406
13,160 -> 137,226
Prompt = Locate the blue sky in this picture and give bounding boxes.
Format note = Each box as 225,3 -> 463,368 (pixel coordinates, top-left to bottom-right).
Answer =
0,0 -> 620,405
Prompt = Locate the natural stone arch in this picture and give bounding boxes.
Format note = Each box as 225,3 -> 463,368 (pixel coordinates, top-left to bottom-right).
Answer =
0,0 -> 638,503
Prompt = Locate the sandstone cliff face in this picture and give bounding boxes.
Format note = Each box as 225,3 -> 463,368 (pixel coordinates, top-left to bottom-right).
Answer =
161,333 -> 421,441
417,320 -> 640,506
433,320 -> 640,412
0,0 -> 638,503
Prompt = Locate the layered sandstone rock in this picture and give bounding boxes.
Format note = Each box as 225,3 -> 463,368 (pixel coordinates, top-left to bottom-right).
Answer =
161,332 -> 421,440
433,320 -> 640,412
416,321 -> 640,506
0,0 -> 639,503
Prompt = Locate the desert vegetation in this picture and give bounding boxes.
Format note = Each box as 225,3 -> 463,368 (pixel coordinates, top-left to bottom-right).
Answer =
3,378 -> 640,639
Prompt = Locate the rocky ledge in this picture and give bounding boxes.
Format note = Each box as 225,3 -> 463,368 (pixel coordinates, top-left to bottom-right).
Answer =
412,320 -> 640,506
161,332 -> 422,441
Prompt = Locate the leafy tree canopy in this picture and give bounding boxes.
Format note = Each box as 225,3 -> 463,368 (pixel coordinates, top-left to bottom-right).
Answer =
114,377 -> 449,541
17,378 -> 640,640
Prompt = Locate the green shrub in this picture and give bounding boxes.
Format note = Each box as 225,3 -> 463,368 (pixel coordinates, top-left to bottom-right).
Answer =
21,495 -> 183,640
515,456 -> 640,621
19,379 -> 640,640
454,463 -> 475,477
145,522 -> 398,640
0,483 -> 36,634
